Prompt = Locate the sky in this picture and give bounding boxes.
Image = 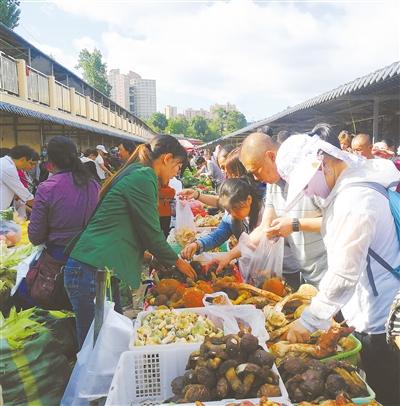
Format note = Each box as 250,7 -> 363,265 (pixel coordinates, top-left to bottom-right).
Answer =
17,0 -> 400,122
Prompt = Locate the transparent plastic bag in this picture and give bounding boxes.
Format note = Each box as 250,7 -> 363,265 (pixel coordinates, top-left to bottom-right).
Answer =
0,217 -> 21,247
238,233 -> 284,287
175,200 -> 196,246
61,301 -> 133,404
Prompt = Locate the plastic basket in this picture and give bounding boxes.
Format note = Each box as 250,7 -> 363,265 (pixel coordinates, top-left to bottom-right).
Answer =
352,381 -> 376,405
106,345 -> 290,406
130,305 -> 268,350
321,334 -> 362,365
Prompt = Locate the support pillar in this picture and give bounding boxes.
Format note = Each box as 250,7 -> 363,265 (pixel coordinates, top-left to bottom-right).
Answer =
48,75 -> 57,109
372,98 -> 379,142
69,88 -> 76,116
16,59 -> 28,100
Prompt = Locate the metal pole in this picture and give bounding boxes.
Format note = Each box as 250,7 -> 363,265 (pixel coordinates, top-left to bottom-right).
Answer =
372,98 -> 379,143
93,269 -> 106,347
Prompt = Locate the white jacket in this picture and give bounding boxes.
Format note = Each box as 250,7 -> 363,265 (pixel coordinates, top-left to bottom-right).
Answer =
301,159 -> 400,334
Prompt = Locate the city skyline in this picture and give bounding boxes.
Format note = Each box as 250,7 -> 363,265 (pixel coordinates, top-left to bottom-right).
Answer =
18,1 -> 399,122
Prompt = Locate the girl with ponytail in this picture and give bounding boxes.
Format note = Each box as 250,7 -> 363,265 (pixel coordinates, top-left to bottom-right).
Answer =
64,134 -> 196,347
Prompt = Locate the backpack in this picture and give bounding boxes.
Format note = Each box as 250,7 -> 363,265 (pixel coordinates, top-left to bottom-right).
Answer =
348,181 -> 400,296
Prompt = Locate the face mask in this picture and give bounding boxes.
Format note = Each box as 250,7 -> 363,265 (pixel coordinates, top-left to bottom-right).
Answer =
304,165 -> 331,199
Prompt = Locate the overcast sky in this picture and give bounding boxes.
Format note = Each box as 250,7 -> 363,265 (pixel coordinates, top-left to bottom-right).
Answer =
18,0 -> 399,122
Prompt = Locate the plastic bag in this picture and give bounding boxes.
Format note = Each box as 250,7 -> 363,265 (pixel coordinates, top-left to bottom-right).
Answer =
61,301 -> 133,405
175,200 -> 196,246
0,209 -> 22,247
238,233 -> 284,287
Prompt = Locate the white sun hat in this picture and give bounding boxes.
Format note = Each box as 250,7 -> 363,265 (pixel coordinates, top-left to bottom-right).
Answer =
96,144 -> 108,154
276,134 -> 361,211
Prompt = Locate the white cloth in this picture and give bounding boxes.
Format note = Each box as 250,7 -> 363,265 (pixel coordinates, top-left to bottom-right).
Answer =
94,155 -> 106,180
0,156 -> 33,210
301,159 -> 400,334
265,180 -> 327,284
80,156 -> 92,164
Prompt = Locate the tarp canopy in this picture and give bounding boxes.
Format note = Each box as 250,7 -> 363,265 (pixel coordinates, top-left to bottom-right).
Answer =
178,139 -> 195,150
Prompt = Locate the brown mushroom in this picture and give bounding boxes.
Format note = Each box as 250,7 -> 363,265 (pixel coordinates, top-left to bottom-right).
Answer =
239,333 -> 259,354
171,376 -> 185,395
216,376 -> 230,399
183,384 -> 211,402
195,366 -> 216,388
257,383 -> 281,398
183,369 -> 197,385
248,349 -> 275,368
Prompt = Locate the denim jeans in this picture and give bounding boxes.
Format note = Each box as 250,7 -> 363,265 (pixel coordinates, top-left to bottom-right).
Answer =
64,258 -> 97,348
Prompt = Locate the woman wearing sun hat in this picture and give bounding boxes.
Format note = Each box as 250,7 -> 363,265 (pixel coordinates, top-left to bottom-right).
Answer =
276,133 -> 400,405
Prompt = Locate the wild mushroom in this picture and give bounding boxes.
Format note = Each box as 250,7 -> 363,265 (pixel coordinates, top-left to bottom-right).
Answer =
257,383 -> 282,398
216,376 -> 229,399
183,369 -> 197,385
195,366 -> 216,388
171,376 -> 185,395
248,349 -> 275,368
239,334 -> 259,354
183,384 -> 211,402
218,359 -> 243,393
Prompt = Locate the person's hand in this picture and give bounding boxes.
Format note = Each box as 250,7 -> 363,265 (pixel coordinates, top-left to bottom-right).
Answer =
176,258 -> 197,279
205,252 -> 233,274
178,189 -> 196,200
287,320 -> 311,343
266,217 -> 293,239
181,242 -> 199,260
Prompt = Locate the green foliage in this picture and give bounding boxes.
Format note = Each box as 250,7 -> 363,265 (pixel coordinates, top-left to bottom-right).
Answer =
166,116 -> 189,135
75,48 -> 112,96
0,0 -> 20,29
210,108 -> 247,136
189,116 -> 208,138
147,112 -> 168,132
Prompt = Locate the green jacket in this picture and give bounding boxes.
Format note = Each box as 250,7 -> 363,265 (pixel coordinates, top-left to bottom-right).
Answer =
70,163 -> 178,287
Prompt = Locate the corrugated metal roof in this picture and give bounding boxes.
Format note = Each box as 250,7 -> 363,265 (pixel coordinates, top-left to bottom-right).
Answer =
0,101 -> 145,142
213,60 -> 400,144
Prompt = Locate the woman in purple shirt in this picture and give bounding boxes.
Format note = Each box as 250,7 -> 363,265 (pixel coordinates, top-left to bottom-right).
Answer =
28,136 -> 100,263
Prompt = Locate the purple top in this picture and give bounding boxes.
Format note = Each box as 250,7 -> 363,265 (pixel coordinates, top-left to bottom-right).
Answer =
28,171 -> 100,247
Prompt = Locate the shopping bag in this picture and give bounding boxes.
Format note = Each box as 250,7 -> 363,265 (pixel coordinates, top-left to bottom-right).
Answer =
61,301 -> 133,404
175,200 -> 195,231
238,233 -> 284,287
174,200 -> 196,246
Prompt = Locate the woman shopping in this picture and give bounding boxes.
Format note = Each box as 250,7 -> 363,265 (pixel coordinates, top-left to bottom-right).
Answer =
28,136 -> 99,309
181,177 -> 264,260
275,133 -> 400,406
64,135 -> 196,347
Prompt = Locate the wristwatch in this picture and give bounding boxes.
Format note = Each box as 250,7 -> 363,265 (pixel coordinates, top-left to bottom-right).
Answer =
292,218 -> 300,232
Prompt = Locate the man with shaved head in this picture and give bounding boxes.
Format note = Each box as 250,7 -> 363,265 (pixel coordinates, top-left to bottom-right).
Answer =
215,132 -> 328,288
351,133 -> 374,159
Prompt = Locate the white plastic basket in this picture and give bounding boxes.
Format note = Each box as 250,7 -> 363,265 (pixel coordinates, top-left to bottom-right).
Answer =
130,305 -> 268,350
106,345 -> 290,406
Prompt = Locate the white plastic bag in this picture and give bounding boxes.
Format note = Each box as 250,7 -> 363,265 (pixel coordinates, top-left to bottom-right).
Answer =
238,233 -> 284,287
61,301 -> 133,405
175,200 -> 195,231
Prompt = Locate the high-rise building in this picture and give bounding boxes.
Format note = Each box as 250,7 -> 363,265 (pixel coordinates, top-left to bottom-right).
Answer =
107,69 -> 130,109
210,102 -> 237,117
183,108 -> 211,120
129,78 -> 157,120
165,105 -> 177,119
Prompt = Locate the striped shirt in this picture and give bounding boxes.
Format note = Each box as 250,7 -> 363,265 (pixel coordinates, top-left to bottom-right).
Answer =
387,289 -> 400,347
265,179 -> 328,285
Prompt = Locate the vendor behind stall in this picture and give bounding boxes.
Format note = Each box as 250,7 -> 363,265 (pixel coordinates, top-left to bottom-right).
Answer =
277,133 -> 400,406
64,135 -> 196,347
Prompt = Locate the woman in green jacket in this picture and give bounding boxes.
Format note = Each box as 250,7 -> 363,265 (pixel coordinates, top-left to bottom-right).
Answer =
64,135 -> 196,346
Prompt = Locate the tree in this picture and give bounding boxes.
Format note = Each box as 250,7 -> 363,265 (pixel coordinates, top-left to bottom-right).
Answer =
147,112 -> 168,132
210,108 -> 247,136
75,48 -> 111,96
189,116 -> 208,139
225,110 -> 247,133
0,0 -> 21,29
166,116 -> 189,135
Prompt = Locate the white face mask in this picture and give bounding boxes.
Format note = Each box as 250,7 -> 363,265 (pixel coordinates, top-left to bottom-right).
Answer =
304,164 -> 331,199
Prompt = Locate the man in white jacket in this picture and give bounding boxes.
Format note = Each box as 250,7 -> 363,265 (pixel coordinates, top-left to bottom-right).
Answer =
276,133 -> 400,406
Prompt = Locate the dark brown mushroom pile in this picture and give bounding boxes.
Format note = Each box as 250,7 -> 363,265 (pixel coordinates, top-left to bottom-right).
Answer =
166,333 -> 282,403
278,357 -> 369,404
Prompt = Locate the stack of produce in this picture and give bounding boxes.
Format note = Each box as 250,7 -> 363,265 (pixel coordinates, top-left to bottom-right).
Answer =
166,333 -> 282,403
195,213 -> 222,227
279,357 -> 371,404
0,242 -> 34,308
194,398 -> 284,406
269,326 -> 357,365
133,309 -> 223,346
298,393 -> 378,406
